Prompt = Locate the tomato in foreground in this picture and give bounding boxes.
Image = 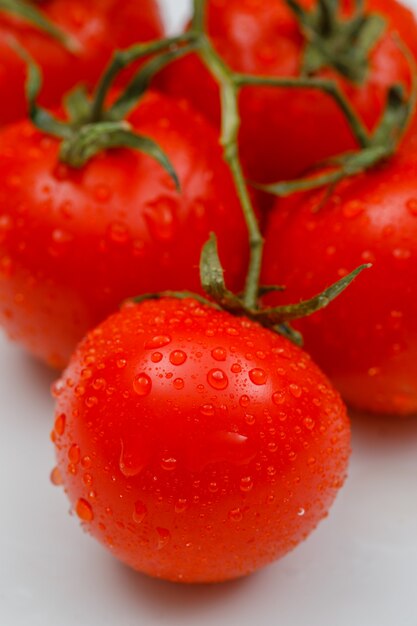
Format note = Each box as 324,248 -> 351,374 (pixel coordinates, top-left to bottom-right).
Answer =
0,92 -> 248,369
51,298 -> 350,583
262,126 -> 417,415
160,0 -> 416,183
0,0 -> 163,125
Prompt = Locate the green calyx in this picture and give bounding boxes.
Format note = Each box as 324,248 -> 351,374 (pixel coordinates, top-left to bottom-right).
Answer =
286,0 -> 386,84
132,232 -> 371,347
17,34 -> 200,188
0,0 -> 79,52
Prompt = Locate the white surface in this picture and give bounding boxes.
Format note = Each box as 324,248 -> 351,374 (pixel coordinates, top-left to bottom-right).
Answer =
1,1 -> 417,624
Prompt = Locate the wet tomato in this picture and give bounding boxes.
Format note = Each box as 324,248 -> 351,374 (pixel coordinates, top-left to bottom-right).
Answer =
0,0 -> 163,125
51,297 -> 350,583
160,0 -> 416,183
262,127 -> 417,415
0,92 -> 248,368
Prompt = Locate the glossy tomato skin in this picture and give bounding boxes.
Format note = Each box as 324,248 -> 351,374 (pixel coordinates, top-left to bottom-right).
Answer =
51,298 -> 350,583
262,135 -> 417,415
0,0 -> 163,125
0,92 -> 249,369
159,0 -> 416,183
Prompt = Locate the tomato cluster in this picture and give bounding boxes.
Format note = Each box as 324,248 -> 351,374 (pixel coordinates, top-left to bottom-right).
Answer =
1,0 -> 417,585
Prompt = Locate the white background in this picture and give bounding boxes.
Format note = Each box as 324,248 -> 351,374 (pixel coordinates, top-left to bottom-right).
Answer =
1,1 -> 417,624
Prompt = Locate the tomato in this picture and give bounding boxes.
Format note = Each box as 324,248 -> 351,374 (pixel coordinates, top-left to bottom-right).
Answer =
51,297 -> 350,583
261,126 -> 417,416
159,0 -> 416,183
0,91 -> 249,369
0,0 -> 163,125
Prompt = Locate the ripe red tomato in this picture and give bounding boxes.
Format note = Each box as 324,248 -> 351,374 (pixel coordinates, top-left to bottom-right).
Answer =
0,92 -> 249,369
0,0 -> 163,125
51,297 -> 350,583
261,128 -> 417,416
160,0 -> 416,183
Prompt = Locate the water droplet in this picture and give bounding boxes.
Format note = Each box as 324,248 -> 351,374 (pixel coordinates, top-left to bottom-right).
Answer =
119,439 -> 148,477
133,373 -> 152,396
54,413 -> 66,436
117,358 -> 127,369
297,507 -> 305,517
240,476 -> 254,492
231,363 -> 242,374
173,378 -> 184,390
68,444 -> 81,464
211,347 -> 227,361
76,498 -> 94,522
239,395 -> 250,408
145,198 -> 177,242
303,417 -> 315,430
207,368 -> 229,390
133,501 -> 147,524
82,473 -> 93,486
289,384 -> 302,398
169,350 -> 187,366
229,507 -> 243,522
156,527 -> 171,549
393,248 -> 411,260
200,404 -> 215,416
81,456 -> 92,469
145,335 -> 171,349
51,380 -> 65,398
272,391 -> 286,405
107,221 -> 130,245
151,352 -> 163,363
161,456 -> 177,471
249,368 -> 267,385
50,466 -> 63,486
85,396 -> 98,408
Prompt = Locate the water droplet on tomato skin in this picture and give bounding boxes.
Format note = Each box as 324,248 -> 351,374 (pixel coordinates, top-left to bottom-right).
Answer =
76,498 -> 94,522
173,378 -> 184,390
211,347 -> 227,361
249,368 -> 267,385
169,350 -> 187,366
151,352 -> 163,363
156,527 -> 171,549
133,373 -> 152,396
240,476 -> 254,492
175,498 -> 188,514
133,501 -> 147,524
145,198 -> 177,242
107,221 -> 130,245
161,457 -> 177,471
54,413 -> 66,436
231,363 -> 242,374
207,368 -> 229,390
229,507 -> 243,523
50,467 -> 63,486
68,444 -> 81,464
297,507 -> 306,517
289,384 -> 303,398
145,335 -> 171,349
239,395 -> 250,408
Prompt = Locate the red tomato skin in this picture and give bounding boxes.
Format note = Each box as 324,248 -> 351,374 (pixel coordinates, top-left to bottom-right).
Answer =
52,298 -> 350,583
261,136 -> 417,416
159,0 -> 416,183
0,92 -> 249,369
0,0 -> 163,125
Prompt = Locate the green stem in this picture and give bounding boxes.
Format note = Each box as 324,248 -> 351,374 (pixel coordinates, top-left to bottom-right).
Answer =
234,73 -> 371,148
192,0 -> 206,32
90,33 -> 196,122
198,35 -> 263,310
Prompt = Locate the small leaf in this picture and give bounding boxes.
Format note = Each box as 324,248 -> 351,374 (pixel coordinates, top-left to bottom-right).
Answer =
258,285 -> 287,297
60,122 -> 180,190
0,0 -> 79,52
64,85 -> 91,126
200,234 -> 244,311
108,44 -> 197,121
11,40 -> 72,138
255,264 -> 371,324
